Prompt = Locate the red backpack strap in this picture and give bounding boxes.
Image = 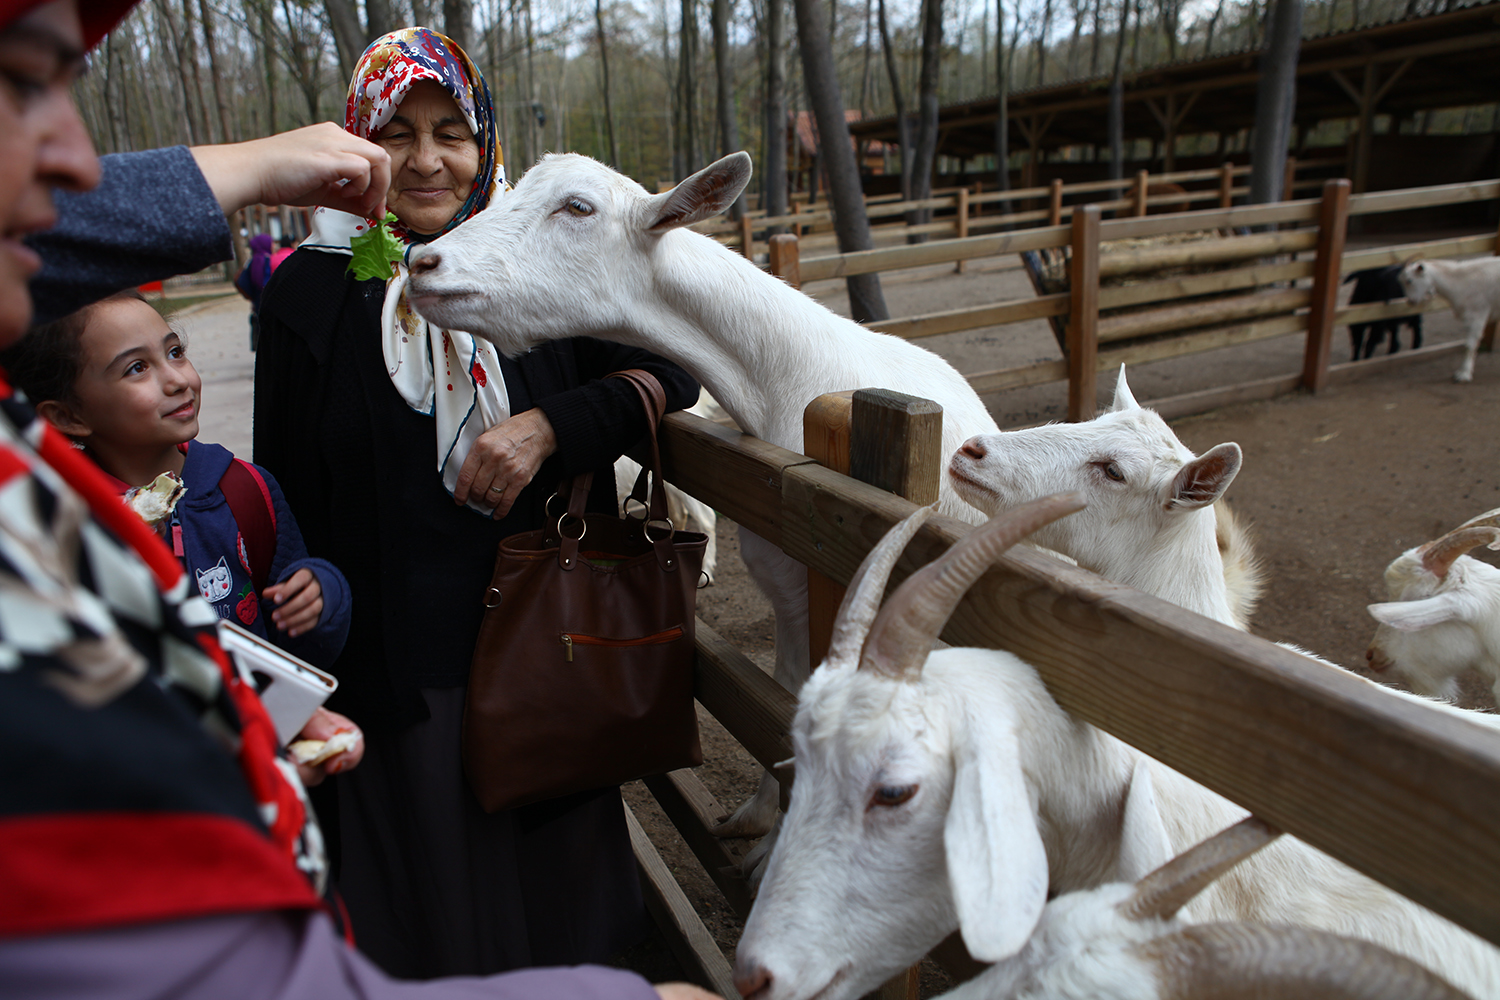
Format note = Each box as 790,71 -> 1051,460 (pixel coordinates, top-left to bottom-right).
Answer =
219,459 -> 278,593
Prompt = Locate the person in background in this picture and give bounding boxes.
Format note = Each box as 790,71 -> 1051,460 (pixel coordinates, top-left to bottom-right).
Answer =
0,2 -> 716,998
271,232 -> 296,272
236,231 -> 274,350
255,27 -> 700,979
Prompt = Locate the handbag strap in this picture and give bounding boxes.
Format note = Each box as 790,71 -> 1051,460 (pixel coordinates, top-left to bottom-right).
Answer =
556,370 -> 680,573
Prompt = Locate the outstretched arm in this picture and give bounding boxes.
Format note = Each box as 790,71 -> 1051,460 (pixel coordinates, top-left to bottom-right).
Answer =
189,123 -> 390,220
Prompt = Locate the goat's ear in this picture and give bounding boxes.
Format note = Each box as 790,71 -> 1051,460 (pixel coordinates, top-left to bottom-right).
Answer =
944,725 -> 1048,962
1110,365 -> 1139,412
646,153 -> 753,232
1368,593 -> 1466,632
1167,443 -> 1241,511
1115,758 -> 1175,882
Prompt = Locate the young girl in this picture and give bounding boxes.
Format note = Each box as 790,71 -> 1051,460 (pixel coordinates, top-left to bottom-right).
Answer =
4,289 -> 352,670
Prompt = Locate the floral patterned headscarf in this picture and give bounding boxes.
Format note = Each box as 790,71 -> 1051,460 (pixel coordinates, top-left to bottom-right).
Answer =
345,27 -> 504,243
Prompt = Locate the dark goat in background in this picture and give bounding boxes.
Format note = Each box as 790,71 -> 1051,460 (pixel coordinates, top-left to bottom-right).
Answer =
1345,264 -> 1423,360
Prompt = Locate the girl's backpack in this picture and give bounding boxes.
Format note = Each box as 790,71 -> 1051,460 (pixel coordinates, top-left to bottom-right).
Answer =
218,459 -> 277,593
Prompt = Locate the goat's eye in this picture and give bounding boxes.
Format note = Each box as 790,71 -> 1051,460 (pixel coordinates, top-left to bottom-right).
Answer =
869,784 -> 917,809
1100,462 -> 1125,482
562,198 -> 593,217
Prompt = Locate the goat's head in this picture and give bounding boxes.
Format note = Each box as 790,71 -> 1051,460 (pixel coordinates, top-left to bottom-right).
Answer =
405,152 -> 752,356
734,493 -> 1086,1000
1366,508 -> 1500,698
948,367 -> 1241,582
980,815 -> 1470,1000
1399,259 -> 1436,305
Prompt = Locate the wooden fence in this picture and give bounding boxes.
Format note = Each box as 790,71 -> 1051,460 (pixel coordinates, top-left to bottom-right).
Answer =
695,158 -> 1344,260
765,177 -> 1500,422
629,393 -> 1500,997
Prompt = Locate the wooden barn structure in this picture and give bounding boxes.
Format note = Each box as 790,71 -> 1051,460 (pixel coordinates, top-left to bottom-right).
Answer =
848,1 -> 1500,195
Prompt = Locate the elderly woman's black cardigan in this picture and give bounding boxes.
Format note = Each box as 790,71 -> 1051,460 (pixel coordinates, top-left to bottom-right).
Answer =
253,248 -> 699,735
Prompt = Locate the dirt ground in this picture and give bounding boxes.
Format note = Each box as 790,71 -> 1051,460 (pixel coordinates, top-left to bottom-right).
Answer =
617,238 -> 1500,992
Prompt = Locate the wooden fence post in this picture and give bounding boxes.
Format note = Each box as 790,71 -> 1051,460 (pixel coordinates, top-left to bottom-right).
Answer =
1301,178 -> 1352,393
740,213 -> 754,259
1134,169 -> 1150,217
954,187 -> 970,274
803,388 -> 941,1000
769,233 -> 801,290
1068,204 -> 1102,422
1283,155 -> 1298,203
1049,177 -> 1064,226
1219,162 -> 1234,209
1482,218 -> 1500,354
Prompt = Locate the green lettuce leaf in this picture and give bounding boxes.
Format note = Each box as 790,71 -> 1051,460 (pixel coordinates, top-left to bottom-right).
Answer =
347,213 -> 405,282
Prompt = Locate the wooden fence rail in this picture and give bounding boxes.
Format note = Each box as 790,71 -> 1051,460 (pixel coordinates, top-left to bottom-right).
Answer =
769,175 -> 1500,422
633,401 -> 1500,991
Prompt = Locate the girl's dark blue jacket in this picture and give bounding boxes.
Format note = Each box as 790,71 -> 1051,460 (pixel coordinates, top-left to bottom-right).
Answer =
178,439 -> 351,668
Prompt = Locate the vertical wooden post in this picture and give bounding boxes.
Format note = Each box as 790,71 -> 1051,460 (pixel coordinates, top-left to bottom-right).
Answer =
768,233 -> 801,290
1301,179 -> 1352,393
1068,205 -> 1102,422
1134,169 -> 1150,217
1219,162 -> 1234,208
1482,217 -> 1500,353
1283,155 -> 1298,203
1049,177 -> 1064,226
740,213 -> 754,259
804,391 -> 856,668
954,187 -> 970,274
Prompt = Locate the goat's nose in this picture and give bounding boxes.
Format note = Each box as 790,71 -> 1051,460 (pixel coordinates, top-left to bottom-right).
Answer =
959,439 -> 987,460
408,247 -> 441,275
1366,647 -> 1390,672
733,960 -> 772,999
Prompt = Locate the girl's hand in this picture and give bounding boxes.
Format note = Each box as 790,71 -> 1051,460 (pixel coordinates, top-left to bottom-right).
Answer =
264,568 -> 324,638
292,707 -> 364,787
453,408 -> 558,519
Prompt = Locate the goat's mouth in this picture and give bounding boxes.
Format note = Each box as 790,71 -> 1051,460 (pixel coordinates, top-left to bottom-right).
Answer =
947,463 -> 1002,504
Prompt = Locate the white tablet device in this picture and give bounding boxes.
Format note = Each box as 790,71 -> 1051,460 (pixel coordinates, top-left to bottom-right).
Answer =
216,620 -> 339,745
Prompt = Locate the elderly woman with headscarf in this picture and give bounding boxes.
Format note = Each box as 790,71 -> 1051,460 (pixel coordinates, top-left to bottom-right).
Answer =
252,28 -> 698,980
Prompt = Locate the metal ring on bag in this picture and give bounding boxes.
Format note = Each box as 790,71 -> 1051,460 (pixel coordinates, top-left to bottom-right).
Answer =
484,587 -> 503,608
558,513 -> 587,542
544,491 -> 568,524
644,517 -> 674,542
622,496 -> 650,521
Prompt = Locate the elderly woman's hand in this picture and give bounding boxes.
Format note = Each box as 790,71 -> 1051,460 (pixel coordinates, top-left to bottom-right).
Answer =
190,123 -> 392,219
454,408 -> 559,519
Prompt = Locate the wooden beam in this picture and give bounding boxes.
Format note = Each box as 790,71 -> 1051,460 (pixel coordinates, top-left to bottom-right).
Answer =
769,233 -> 801,289
628,804 -> 740,998
849,389 -> 944,507
692,619 -> 795,775
1067,205 -> 1101,421
804,392 -> 855,668
643,769 -> 754,917
1302,178 -> 1352,392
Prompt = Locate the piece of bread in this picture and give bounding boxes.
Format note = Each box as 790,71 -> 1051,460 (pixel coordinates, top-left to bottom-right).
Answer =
124,471 -> 186,529
288,728 -> 359,766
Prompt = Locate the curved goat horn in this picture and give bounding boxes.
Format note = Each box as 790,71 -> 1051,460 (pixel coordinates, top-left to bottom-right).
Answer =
1454,507 -> 1500,534
1419,527 -> 1500,580
823,505 -> 937,668
858,492 -> 1086,680
1145,922 -> 1474,1000
1122,815 -> 1282,922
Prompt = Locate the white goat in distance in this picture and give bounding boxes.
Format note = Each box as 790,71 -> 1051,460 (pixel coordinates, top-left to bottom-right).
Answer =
735,498 -> 1500,1000
947,815 -> 1473,1000
949,366 -> 1263,630
1367,508 -> 1500,702
406,151 -> 1001,836
1400,257 -> 1500,383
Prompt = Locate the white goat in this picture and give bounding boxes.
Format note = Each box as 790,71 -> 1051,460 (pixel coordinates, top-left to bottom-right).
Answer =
735,498 -> 1500,1000
406,151 -> 1000,835
949,366 -> 1262,630
1367,508 -> 1500,701
944,816 -> 1473,1000
1400,258 -> 1500,383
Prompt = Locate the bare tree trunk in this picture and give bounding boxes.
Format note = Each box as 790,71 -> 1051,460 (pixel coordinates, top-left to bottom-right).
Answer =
596,0 -> 619,166
259,1 -> 277,135
1108,0 -> 1130,180
1067,0 -> 1084,79
1090,0 -> 1103,74
324,0 -> 364,81
197,0 -> 235,143
180,0 -> 212,143
1249,0 -> 1301,203
712,0 -> 744,216
677,0 -> 701,174
1203,0 -> 1225,55
859,0 -> 874,116
1160,0 -> 1179,60
1035,0 -> 1051,85
793,0 -> 888,321
151,0 -> 197,144
877,0 -> 911,200
444,0 -> 471,48
413,0 -> 435,26
910,0 -> 943,236
994,0 -> 1011,212
366,0 -> 396,38
765,0 -> 788,224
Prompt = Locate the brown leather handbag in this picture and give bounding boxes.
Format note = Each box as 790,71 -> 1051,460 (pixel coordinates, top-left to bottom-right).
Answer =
461,370 -> 706,812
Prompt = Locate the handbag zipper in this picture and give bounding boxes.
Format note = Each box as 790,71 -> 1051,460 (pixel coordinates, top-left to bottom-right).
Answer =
560,626 -> 685,662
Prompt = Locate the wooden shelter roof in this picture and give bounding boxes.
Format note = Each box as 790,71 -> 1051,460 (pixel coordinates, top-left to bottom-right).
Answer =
848,2 -> 1500,160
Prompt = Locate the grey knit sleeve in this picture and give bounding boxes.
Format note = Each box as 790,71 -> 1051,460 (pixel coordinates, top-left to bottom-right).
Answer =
26,146 -> 233,325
